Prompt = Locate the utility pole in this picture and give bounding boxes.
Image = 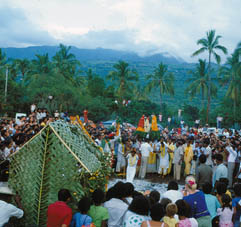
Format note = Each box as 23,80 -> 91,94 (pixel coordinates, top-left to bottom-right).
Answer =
4,66 -> 8,102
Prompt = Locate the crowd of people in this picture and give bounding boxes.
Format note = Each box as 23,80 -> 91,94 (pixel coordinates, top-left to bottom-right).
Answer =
46,178 -> 241,227
0,108 -> 241,226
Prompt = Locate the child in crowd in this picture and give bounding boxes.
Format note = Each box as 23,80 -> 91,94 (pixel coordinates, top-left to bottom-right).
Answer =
148,190 -> 160,207
163,203 -> 178,227
88,189 -> 109,227
232,183 -> 241,227
70,197 -> 93,227
175,199 -> 192,227
160,198 -> 172,216
216,182 -> 228,205
141,203 -> 168,227
217,194 -> 233,227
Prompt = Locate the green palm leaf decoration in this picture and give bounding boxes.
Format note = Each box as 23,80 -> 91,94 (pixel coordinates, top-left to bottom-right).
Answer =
8,120 -> 106,226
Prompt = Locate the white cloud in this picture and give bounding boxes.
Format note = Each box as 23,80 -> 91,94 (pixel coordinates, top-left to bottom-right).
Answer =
0,0 -> 240,62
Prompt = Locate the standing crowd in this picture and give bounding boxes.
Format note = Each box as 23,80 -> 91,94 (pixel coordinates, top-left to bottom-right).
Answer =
0,109 -> 241,226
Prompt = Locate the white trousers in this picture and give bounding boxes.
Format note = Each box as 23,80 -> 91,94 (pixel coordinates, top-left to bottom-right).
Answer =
126,166 -> 136,183
139,156 -> 148,179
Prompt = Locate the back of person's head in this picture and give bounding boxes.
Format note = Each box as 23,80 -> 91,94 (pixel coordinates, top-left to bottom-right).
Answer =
160,198 -> 172,214
132,190 -> 143,198
166,203 -> 178,217
150,203 -> 165,221
128,195 -> 150,216
92,189 -> 105,205
185,175 -> 197,191
199,154 -> 207,164
216,182 -> 227,195
175,199 -> 188,217
219,178 -> 229,187
124,183 -> 134,197
149,190 -> 160,205
167,181 -> 178,191
106,187 -> 115,201
215,153 -> 223,163
113,181 -> 126,199
233,183 -> 241,197
202,182 -> 212,194
221,194 -> 232,210
58,189 -> 71,202
78,196 -> 91,214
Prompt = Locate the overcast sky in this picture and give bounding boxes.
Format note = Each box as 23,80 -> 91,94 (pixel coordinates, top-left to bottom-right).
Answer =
0,0 -> 240,62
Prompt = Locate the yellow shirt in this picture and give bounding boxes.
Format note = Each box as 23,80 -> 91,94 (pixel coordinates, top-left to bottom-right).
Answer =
163,216 -> 177,227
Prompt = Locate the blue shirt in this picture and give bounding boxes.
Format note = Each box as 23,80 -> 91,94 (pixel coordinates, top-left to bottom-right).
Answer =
184,191 -> 210,219
70,213 -> 92,227
204,194 -> 221,219
232,197 -> 241,221
213,163 -> 228,186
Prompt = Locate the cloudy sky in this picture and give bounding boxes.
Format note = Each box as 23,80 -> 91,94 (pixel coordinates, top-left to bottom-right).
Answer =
0,0 -> 240,62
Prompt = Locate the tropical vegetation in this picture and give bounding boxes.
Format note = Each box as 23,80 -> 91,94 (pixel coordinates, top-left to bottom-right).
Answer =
0,32 -> 240,128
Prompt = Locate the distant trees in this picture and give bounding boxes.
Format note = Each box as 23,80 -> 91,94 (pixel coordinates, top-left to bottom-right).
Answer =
192,30 -> 227,123
185,59 -> 217,110
219,43 -> 241,123
107,60 -> 139,101
145,62 -> 175,112
0,39 -> 240,127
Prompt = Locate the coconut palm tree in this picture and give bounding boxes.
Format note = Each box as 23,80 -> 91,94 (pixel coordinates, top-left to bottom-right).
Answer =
185,59 -> 208,109
145,62 -> 175,112
219,44 -> 241,122
53,44 -> 80,85
16,58 -> 30,77
192,30 -> 227,123
107,60 -> 138,101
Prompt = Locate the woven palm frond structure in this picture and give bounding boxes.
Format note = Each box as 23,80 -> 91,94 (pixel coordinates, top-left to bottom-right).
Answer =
8,120 -> 108,226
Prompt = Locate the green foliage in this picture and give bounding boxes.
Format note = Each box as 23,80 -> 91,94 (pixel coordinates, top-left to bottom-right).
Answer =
192,29 -> 228,123
107,60 -> 139,100
145,62 -> 175,112
0,41 -> 240,127
8,121 -> 112,226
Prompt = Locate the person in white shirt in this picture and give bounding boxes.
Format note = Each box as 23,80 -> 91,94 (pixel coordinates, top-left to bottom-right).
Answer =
139,139 -> 153,179
203,142 -> 213,167
225,143 -> 237,188
173,141 -> 183,181
158,139 -> 169,177
126,148 -> 139,183
104,183 -> 128,227
0,184 -> 24,226
30,103 -> 36,113
116,141 -> 126,173
162,181 -> 183,203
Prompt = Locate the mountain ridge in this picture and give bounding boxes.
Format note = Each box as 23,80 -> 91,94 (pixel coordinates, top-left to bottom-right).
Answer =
1,45 -> 186,65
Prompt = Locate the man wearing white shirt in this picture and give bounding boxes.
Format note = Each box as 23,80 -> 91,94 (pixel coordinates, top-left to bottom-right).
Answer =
162,181 -> 183,203
0,184 -> 24,226
139,139 -> 153,179
173,141 -> 183,181
104,183 -> 128,227
225,143 -> 237,188
203,142 -> 213,167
